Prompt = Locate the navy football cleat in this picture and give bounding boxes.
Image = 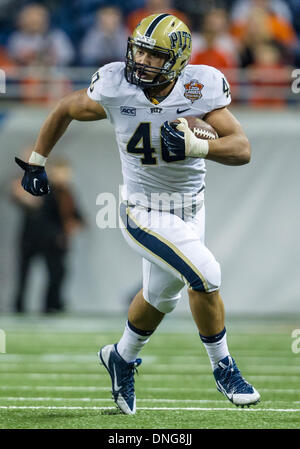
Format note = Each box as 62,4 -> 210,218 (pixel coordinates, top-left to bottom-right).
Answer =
99,344 -> 142,414
214,356 -> 260,407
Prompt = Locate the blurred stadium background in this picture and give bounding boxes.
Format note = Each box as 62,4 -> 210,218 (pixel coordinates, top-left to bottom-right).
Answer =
0,0 -> 299,316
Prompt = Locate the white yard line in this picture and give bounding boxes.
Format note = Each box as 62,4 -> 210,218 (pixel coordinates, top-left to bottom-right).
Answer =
0,373 -> 299,382
0,385 -> 299,393
0,354 -> 296,362
0,397 -> 300,405
1,363 -> 300,373
0,405 -> 300,412
0,386 -> 110,391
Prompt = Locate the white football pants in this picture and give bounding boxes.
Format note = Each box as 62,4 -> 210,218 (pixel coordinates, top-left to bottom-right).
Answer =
119,200 -> 221,313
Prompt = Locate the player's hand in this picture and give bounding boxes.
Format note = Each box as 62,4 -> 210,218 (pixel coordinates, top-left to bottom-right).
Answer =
161,121 -> 185,157
15,157 -> 50,196
162,118 -> 209,158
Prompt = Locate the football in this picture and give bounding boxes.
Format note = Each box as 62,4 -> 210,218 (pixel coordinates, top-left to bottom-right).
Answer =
171,116 -> 218,140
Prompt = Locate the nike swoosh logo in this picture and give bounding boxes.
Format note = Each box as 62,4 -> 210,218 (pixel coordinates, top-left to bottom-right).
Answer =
113,365 -> 122,392
217,380 -> 233,400
176,107 -> 190,114
33,178 -> 38,189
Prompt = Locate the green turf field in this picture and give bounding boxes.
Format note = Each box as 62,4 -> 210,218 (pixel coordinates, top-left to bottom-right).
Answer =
0,314 -> 300,429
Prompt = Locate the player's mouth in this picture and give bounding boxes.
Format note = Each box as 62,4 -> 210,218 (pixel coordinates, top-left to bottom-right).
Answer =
136,69 -> 152,80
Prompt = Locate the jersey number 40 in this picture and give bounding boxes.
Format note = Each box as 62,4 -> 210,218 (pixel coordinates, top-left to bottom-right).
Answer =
127,122 -> 185,165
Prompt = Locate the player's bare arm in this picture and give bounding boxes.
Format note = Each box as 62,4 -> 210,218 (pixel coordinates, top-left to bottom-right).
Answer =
15,89 -> 106,196
33,89 -> 107,158
162,107 -> 250,167
204,107 -> 251,166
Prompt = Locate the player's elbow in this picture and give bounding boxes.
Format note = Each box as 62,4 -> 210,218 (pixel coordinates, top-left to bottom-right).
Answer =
51,94 -> 73,122
236,136 -> 251,165
54,90 -> 85,120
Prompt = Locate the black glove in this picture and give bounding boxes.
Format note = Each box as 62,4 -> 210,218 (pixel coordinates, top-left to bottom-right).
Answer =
15,157 -> 50,196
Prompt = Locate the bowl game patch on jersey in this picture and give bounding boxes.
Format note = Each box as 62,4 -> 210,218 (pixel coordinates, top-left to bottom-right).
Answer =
184,80 -> 204,103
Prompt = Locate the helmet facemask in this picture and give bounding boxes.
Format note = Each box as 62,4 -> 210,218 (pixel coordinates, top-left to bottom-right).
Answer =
125,37 -> 177,89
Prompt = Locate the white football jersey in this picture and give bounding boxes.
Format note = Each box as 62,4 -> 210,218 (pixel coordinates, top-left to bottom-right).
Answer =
87,62 -> 231,210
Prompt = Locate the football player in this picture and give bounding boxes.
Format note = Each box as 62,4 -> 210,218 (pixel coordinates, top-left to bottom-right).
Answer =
16,13 -> 260,414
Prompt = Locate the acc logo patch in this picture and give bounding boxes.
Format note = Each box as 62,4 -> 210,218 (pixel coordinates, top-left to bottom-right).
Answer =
184,79 -> 204,103
120,106 -> 136,116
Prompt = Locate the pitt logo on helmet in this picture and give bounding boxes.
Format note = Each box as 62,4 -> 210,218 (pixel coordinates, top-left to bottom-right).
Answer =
169,31 -> 191,50
125,13 -> 192,89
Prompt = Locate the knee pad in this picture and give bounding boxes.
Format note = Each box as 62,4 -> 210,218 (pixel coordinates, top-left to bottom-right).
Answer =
144,285 -> 183,314
151,294 -> 181,314
192,259 -> 221,293
143,259 -> 185,313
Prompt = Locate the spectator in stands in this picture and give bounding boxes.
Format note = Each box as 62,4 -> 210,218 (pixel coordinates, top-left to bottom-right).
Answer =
80,6 -> 128,67
247,41 -> 291,107
231,0 -> 293,23
7,3 -> 74,103
126,0 -> 189,33
73,0 -> 144,27
230,0 -> 297,67
191,8 -> 238,100
7,3 -> 75,67
11,152 -> 85,314
191,8 -> 238,68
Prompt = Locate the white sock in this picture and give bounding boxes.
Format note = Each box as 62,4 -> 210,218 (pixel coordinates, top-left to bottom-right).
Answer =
200,328 -> 230,371
116,321 -> 153,363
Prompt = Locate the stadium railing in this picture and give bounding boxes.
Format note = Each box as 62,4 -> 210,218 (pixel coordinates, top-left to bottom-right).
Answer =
0,66 -> 299,106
